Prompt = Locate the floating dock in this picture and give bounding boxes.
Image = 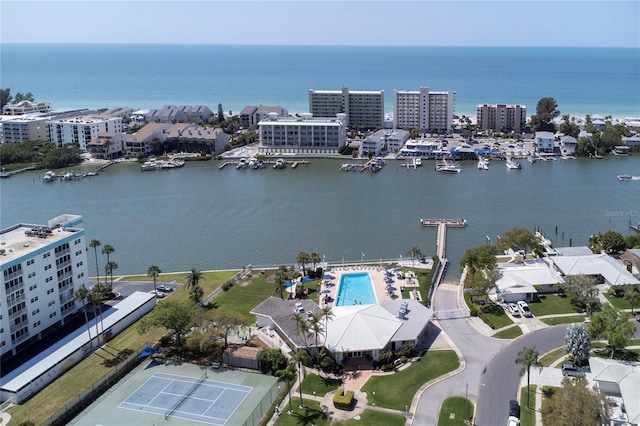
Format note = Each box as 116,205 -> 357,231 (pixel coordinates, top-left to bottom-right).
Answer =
420,218 -> 467,228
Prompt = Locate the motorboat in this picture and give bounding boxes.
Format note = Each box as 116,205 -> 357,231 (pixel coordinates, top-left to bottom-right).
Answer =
61,170 -> 76,180
273,158 -> 286,169
141,158 -> 157,171
415,158 -> 422,167
436,160 -> 461,173
43,171 -> 56,182
617,173 -> 632,181
506,159 -> 521,169
236,158 -> 248,169
477,157 -> 489,170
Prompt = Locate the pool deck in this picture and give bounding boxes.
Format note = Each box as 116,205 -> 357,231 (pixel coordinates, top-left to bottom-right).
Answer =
321,266 -> 421,308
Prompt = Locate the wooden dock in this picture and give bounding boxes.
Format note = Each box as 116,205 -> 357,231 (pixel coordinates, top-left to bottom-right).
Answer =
420,218 -> 467,228
420,218 -> 467,295
0,165 -> 36,178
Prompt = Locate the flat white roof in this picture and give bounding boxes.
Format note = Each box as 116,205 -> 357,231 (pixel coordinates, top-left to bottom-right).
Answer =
0,291 -> 154,393
0,223 -> 81,265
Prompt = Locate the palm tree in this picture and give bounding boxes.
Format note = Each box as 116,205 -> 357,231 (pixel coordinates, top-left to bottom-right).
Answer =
297,251 -> 311,277
292,312 -> 311,353
276,361 -> 297,414
101,244 -> 114,264
104,261 -> 118,292
88,285 -> 105,345
185,268 -> 204,290
147,265 -> 162,295
293,350 -> 307,408
274,266 -> 288,300
89,239 -> 101,281
310,252 -> 322,275
515,346 -> 543,409
407,246 -> 423,266
321,305 -> 334,348
189,284 -> 204,304
73,286 -> 92,349
309,313 -> 325,363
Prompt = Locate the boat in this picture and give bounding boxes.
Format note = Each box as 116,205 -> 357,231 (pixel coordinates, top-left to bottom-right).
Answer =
61,170 -> 76,180
527,155 -> 536,163
617,174 -> 632,181
141,158 -> 157,171
594,153 -> 603,159
236,158 -> 248,169
435,160 -> 461,173
506,158 -> 521,169
43,171 -> 56,182
415,158 -> 422,167
477,157 -> 489,170
273,158 -> 286,169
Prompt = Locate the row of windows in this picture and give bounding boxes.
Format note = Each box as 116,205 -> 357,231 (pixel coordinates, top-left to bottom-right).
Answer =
4,276 -> 23,292
8,302 -> 26,316
7,289 -> 25,306
49,311 -> 57,319
32,308 -> 40,316
3,264 -> 22,277
11,327 -> 28,342
54,242 -> 70,254
27,259 -> 34,266
75,238 -> 82,245
43,252 -> 51,259
30,296 -> 38,303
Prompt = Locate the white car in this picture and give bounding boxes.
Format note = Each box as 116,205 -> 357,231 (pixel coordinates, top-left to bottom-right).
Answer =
507,303 -> 520,317
517,301 -> 532,317
508,415 -> 520,426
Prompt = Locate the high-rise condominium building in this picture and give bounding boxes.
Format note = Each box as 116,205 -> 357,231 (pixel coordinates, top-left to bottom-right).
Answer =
309,87 -> 384,129
393,87 -> 455,133
476,104 -> 527,133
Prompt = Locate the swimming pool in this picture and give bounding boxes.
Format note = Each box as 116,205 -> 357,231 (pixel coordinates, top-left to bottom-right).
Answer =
335,272 -> 376,306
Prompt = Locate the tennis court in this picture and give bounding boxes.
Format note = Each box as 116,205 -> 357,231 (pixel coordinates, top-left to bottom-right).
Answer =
70,360 -> 279,426
119,372 -> 252,424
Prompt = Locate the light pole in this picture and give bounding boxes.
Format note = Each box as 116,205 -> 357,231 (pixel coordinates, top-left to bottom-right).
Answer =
372,391 -> 375,406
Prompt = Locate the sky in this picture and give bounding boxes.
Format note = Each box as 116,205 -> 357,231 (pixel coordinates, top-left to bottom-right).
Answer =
1,0 -> 639,47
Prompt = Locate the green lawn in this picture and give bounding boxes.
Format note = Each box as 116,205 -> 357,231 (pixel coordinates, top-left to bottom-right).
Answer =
606,295 -> 633,310
492,325 -> 523,339
539,347 -> 566,367
528,294 -> 581,316
519,385 -> 537,426
437,396 -> 474,426
274,398 -> 329,426
7,320 -> 166,426
479,303 -> 513,329
361,350 -> 459,411
540,315 -> 586,326
300,373 -> 342,396
340,410 -> 406,426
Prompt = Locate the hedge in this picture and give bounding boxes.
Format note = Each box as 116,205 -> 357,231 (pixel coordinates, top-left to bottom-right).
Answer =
333,388 -> 355,410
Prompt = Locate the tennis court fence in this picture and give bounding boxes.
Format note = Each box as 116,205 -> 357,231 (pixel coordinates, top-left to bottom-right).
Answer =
241,380 -> 282,426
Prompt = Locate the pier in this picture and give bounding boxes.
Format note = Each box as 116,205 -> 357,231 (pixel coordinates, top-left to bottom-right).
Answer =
218,159 -> 309,169
420,218 -> 467,298
0,165 -> 36,178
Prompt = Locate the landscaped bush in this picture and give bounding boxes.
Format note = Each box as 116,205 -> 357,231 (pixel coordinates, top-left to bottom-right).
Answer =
464,291 -> 480,316
397,342 -> 416,358
333,388 -> 355,410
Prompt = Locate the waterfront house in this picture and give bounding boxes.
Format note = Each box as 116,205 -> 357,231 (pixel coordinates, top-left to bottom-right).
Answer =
87,132 -> 124,160
534,131 -> 556,153
620,249 -> 640,276
559,135 -> 577,154
590,358 -> 640,426
621,135 -> 640,147
494,260 -> 563,302
123,123 -> 171,156
550,253 -> 640,287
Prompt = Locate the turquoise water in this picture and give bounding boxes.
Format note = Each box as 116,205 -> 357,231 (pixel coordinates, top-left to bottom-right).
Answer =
1,44 -> 638,117
335,273 -> 376,306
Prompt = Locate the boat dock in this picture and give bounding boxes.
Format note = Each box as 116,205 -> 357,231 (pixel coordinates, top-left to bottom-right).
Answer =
218,159 -> 309,169
420,218 -> 467,298
0,165 -> 36,178
420,218 -> 467,228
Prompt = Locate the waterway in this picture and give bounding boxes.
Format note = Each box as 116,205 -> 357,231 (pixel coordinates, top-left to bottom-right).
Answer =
1,156 -> 639,278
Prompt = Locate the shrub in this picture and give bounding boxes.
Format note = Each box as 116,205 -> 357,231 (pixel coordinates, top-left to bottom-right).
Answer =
464,291 -> 480,316
333,389 -> 355,410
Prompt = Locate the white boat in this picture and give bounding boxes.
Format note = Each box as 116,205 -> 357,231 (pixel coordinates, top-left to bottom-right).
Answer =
273,158 -> 286,169
617,173 -> 632,181
43,171 -> 56,182
415,158 -> 422,167
506,159 -> 521,169
61,171 -> 76,180
477,157 -> 489,170
141,158 -> 157,171
236,158 -> 248,169
436,160 -> 461,173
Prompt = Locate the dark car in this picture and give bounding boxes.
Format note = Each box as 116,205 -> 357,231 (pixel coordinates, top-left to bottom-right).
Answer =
509,400 -> 521,418
561,363 -> 580,376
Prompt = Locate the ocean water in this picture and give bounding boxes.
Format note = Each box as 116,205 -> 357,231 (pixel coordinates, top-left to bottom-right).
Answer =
1,44 -> 639,117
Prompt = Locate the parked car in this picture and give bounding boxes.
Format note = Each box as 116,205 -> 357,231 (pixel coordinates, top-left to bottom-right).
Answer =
561,363 -> 580,376
507,415 -> 520,426
507,303 -> 521,317
509,400 -> 521,418
517,300 -> 532,317
157,284 -> 173,293
636,313 -> 640,322
149,290 -> 166,298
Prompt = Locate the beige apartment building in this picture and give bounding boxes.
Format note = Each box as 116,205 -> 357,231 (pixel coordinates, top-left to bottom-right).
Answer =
393,86 -> 455,133
309,87 -> 384,129
476,104 -> 526,133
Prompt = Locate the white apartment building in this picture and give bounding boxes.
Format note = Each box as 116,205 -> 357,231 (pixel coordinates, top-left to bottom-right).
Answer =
476,104 -> 527,133
48,116 -> 123,150
393,86 -> 455,133
0,115 -> 51,143
3,101 -> 52,116
360,129 -> 410,156
258,113 -> 347,154
309,87 -> 385,129
1,215 -> 89,357
239,105 -> 289,127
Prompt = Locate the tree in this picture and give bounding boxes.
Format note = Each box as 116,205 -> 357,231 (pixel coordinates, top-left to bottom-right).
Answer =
258,348 -> 288,375
564,323 -> 591,366
562,275 -> 599,313
0,88 -> 12,110
471,268 -> 499,302
297,251 -> 311,277
89,239 -> 101,281
459,245 -> 497,275
208,311 -> 244,348
515,346 -> 542,408
189,283 -> 204,304
185,268 -> 204,290
623,286 -> 640,313
321,305 -> 334,344
89,283 -> 109,344
588,305 -> 635,358
529,97 -> 559,133
599,230 -> 626,254
138,300 -> 195,348
558,115 -> 580,138
275,361 -> 297,414
13,92 -> 34,103
274,265 -> 291,300
294,349 -> 307,408
104,261 -> 118,292
292,312 -> 311,352
497,227 -> 541,258
309,252 -> 322,274
217,103 -> 224,124
73,285 -> 92,348
308,313 -> 325,363
147,265 -> 162,295
542,376 -> 609,426
101,244 -> 114,265
407,246 -> 423,265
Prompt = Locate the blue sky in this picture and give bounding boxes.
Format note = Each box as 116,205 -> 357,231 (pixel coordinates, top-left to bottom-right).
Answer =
1,1 -> 638,47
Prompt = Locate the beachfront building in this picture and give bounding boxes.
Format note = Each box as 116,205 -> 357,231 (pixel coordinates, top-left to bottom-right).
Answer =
258,113 -> 347,154
534,131 -> 556,153
0,214 -> 89,359
163,123 -> 230,155
360,129 -> 410,156
239,105 -> 289,127
393,86 -> 455,133
48,116 -> 123,151
309,87 -> 385,129
559,135 -> 577,154
476,104 -> 526,133
3,100 -> 52,116
0,114 -> 51,143
145,105 -> 214,124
